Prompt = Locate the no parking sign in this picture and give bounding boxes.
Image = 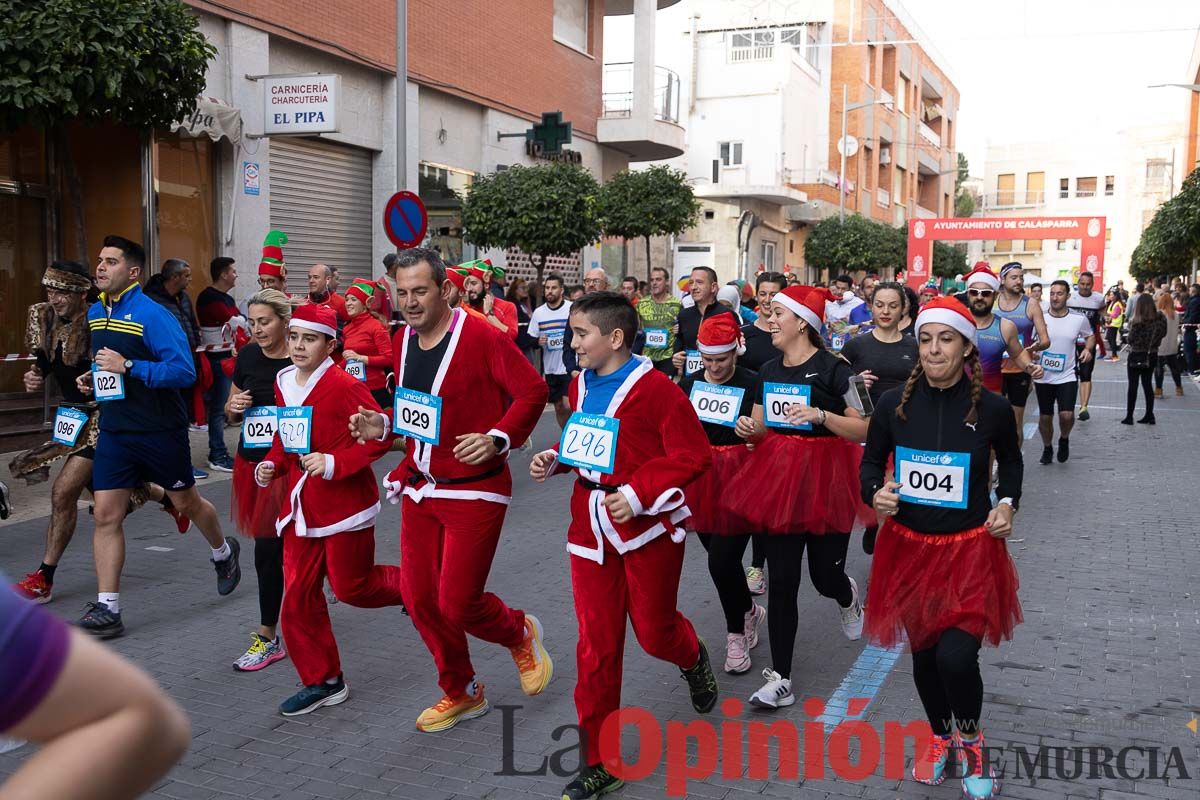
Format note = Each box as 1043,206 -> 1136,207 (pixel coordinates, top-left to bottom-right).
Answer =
383,191 -> 428,249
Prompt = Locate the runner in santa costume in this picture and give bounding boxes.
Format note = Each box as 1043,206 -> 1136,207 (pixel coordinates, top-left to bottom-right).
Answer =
678,314 -> 765,675
443,267 -> 489,325
731,285 -> 873,710
860,296 -> 1023,799
461,260 -> 519,339
254,303 -> 405,716
339,280 -> 394,409
349,248 -> 551,733
529,292 -> 718,800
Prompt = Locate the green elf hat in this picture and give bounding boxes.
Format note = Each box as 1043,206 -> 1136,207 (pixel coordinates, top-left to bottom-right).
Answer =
345,279 -> 376,305
259,230 -> 288,278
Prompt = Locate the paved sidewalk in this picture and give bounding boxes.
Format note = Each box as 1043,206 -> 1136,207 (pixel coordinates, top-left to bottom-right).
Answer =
2,361 -> 1198,799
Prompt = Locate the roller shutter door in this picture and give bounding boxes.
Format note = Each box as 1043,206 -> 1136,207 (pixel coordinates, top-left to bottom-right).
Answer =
269,137 -> 373,297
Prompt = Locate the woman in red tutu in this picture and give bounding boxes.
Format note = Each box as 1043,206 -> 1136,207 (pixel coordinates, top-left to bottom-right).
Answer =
860,295 -> 1024,800
679,314 -> 765,676
731,285 -> 872,711
224,288 -> 294,672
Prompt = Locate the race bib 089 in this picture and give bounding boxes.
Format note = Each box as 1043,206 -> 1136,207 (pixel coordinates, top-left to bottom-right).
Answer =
645,328 -> 669,349
242,406 -> 278,449
278,406 -> 313,454
762,382 -> 811,430
558,412 -> 619,475
895,447 -> 969,509
688,382 -> 744,427
393,388 -> 442,445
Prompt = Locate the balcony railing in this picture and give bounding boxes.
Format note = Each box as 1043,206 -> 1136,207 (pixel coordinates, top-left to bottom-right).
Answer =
983,190 -> 1045,209
877,187 -> 890,207
915,205 -> 936,219
880,89 -> 895,109
917,121 -> 941,148
601,63 -> 681,124
730,44 -> 774,62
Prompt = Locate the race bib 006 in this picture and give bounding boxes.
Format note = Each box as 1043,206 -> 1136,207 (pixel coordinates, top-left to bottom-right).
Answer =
688,382 -> 744,427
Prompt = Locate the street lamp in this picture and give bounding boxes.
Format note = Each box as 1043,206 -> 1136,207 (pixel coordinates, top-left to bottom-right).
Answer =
839,84 -> 894,222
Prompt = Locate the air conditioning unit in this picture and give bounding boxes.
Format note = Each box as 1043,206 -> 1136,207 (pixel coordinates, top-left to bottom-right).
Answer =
879,147 -> 892,166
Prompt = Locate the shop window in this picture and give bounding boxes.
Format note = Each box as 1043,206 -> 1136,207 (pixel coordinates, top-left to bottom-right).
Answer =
419,162 -> 474,265
60,121 -> 142,266
156,132 -> 215,297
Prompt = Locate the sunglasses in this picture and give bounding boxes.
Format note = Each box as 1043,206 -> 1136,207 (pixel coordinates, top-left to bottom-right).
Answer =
967,289 -> 995,298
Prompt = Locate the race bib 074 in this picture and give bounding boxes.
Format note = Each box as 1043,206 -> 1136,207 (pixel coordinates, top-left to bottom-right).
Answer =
393,388 -> 442,445
895,447 -> 970,509
762,382 -> 811,430
558,412 -> 619,474
688,382 -> 744,427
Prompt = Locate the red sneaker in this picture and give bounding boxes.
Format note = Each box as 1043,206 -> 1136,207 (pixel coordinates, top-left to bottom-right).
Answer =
165,504 -> 192,534
14,570 -> 53,604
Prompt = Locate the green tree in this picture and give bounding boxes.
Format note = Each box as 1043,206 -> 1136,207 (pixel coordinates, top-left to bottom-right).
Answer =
804,215 -> 905,275
1130,169 -> 1200,280
595,165 -> 701,280
954,152 -> 975,218
932,240 -> 967,279
461,161 -> 601,283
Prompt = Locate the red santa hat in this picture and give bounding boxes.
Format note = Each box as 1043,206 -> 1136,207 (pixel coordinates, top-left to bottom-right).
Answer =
772,285 -> 831,330
914,296 -> 978,344
289,303 -> 338,338
697,313 -> 745,356
964,263 -> 1000,291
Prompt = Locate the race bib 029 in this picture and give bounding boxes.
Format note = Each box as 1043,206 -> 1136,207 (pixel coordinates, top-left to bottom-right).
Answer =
762,382 -> 811,430
52,407 -> 89,447
895,447 -> 970,509
92,364 -> 125,402
393,387 -> 442,445
277,406 -> 313,454
558,412 -> 619,475
688,382 -> 744,427
242,406 -> 278,449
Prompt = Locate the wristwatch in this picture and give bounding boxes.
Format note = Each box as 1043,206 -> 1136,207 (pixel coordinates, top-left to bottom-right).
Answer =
123,359 -> 133,372
490,435 -> 506,453
997,497 -> 1018,513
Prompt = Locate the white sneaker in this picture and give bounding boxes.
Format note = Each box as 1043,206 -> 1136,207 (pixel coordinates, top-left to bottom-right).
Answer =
744,602 -> 766,650
840,577 -> 864,641
745,566 -> 766,595
724,633 -> 750,674
749,668 -> 794,709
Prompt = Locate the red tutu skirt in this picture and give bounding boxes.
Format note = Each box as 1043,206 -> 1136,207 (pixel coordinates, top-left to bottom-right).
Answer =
864,519 -> 1023,652
727,434 -> 874,535
685,444 -> 754,535
231,456 -> 287,538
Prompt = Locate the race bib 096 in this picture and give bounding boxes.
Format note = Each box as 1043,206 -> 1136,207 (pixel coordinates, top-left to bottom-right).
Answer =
52,407 -> 89,447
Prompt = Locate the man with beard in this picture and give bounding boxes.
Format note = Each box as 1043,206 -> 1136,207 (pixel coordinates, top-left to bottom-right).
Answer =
961,265 -> 1042,396
462,261 -> 518,340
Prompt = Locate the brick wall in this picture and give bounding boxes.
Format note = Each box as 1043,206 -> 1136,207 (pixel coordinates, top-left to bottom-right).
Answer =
191,0 -> 605,139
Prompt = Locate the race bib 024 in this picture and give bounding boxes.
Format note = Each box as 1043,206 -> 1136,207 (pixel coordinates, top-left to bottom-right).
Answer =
558,412 -> 619,475
895,447 -> 970,509
393,388 -> 442,445
242,406 -> 278,449
689,382 -> 744,427
762,382 -> 811,430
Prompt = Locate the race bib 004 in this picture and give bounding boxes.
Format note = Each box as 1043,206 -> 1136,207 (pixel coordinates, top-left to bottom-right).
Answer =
689,382 -> 744,427
762,382 -> 811,430
242,406 -> 278,449
895,447 -> 969,509
393,388 -> 442,445
278,406 -> 313,454
558,412 -> 619,474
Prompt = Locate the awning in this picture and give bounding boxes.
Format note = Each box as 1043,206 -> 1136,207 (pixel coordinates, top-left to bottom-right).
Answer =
171,96 -> 242,144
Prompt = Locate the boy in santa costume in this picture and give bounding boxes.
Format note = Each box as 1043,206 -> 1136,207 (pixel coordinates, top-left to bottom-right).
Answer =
349,247 -> 551,733
254,304 -> 405,716
530,291 -> 718,800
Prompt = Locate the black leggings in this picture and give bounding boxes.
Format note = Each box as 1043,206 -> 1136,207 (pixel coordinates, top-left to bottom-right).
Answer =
1125,358 -> 1156,419
1154,353 -> 1183,389
697,533 -> 754,633
750,533 -> 766,570
1105,326 -> 1120,354
912,628 -> 983,737
764,533 -> 853,679
255,536 -> 285,628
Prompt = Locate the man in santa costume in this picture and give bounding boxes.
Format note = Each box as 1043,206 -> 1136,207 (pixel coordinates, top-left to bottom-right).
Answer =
530,291 -> 718,800
460,259 -> 518,339
254,304 -> 405,717
349,247 -> 551,733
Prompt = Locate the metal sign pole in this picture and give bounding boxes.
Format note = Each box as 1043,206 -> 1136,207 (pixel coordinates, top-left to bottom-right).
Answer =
397,0 -> 408,192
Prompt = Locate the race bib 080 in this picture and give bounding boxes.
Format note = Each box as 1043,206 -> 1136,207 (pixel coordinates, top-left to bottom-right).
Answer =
895,447 -> 969,509
558,412 -> 619,474
278,406 -> 313,454
762,382 -> 811,430
688,383 -> 744,427
1041,352 -> 1066,373
242,406 -> 278,449
393,388 -> 442,445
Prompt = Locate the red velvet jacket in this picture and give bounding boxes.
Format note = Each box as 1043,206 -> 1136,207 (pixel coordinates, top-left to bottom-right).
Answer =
382,308 -> 547,505
542,356 -> 712,564
337,312 -> 393,389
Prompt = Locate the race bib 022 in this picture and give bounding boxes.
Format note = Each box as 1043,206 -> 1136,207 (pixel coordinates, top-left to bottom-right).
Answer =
895,447 -> 970,509
92,364 -> 125,402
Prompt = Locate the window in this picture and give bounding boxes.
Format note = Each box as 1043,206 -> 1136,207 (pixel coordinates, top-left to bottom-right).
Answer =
719,141 -> 743,167
553,0 -> 589,53
1025,171 -> 1044,205
704,209 -> 715,220
1059,178 -> 1069,199
761,241 -> 777,271
1145,159 -> 1169,188
778,25 -> 820,70
806,26 -> 820,67
995,240 -> 1012,252
729,29 -> 774,62
867,45 -> 877,85
898,76 -> 911,114
1075,176 -> 1096,198
996,174 -> 1015,206
1104,175 -> 1114,196
1057,240 -> 1067,251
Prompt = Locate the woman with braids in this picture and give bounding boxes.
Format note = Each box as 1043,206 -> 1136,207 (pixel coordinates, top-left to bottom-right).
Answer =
731,285 -> 873,711
859,296 -> 1023,800
224,289 -> 294,671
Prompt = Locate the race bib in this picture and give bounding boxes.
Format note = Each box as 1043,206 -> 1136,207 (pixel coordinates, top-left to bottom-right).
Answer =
344,359 -> 367,382
392,387 -> 442,445
1041,352 -> 1066,373
546,331 -> 565,352
558,412 -> 619,474
52,407 -> 89,447
277,406 -> 313,454
645,328 -> 669,349
895,447 -> 969,509
831,333 -> 847,352
92,365 -> 125,402
685,350 -> 703,375
242,406 -> 278,449
689,382 -> 744,427
762,382 -> 811,430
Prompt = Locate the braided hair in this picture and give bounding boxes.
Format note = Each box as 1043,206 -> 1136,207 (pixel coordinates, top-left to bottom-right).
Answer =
896,337 -> 983,426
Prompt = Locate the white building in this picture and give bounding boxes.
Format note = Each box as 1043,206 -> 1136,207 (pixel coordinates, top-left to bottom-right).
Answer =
980,125 -> 1187,288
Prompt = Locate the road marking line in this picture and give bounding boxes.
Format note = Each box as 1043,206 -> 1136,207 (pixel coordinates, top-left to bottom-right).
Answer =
145,546 -> 174,552
817,643 -> 903,731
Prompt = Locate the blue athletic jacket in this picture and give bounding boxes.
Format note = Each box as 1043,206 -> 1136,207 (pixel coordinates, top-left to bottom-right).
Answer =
88,282 -> 196,433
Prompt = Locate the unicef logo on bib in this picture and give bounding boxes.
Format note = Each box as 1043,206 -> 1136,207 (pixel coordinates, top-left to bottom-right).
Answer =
895,446 -> 970,509
1040,352 -> 1066,373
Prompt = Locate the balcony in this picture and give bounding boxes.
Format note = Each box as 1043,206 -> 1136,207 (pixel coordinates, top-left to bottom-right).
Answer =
598,63 -> 685,161
918,121 -> 941,148
880,88 -> 895,110
876,187 -> 890,208
915,205 -> 937,219
604,0 -> 681,14
982,190 -> 1045,209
